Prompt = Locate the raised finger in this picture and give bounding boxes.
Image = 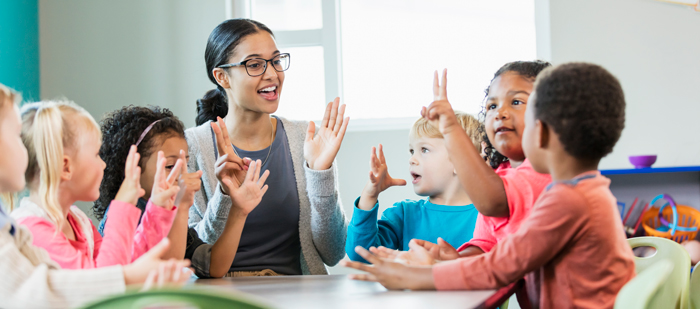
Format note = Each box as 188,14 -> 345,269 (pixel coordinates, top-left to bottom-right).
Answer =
166,159 -> 184,185
440,68 -> 448,100
378,144 -> 386,164
210,121 -> 226,158
244,160 -> 257,183
124,145 -> 135,179
258,170 -> 270,187
252,159 -> 262,183
327,97 -> 339,130
333,103 -> 346,133
154,151 -> 166,183
217,117 -> 233,147
337,116 -> 350,142
321,101 -> 332,128
131,152 -> 141,182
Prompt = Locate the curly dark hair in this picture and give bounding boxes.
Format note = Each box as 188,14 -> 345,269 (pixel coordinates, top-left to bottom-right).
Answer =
533,62 -> 625,161
478,60 -> 552,168
93,106 -> 185,220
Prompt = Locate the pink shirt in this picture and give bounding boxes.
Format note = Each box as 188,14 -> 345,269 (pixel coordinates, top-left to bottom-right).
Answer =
459,159 -> 551,253
434,172 -> 636,309
15,199 -> 176,269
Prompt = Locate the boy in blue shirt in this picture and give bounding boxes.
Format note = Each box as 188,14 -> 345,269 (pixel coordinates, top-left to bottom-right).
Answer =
346,113 -> 481,262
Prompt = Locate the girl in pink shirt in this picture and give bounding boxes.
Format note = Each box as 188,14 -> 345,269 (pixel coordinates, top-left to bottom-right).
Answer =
11,101 -> 183,269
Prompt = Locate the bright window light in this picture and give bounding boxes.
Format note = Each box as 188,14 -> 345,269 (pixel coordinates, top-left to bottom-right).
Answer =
340,0 -> 537,120
251,0 -> 323,31
273,45 -> 327,121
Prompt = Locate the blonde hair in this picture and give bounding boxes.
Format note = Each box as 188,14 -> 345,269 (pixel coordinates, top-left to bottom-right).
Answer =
0,84 -> 21,211
20,100 -> 100,227
411,112 -> 482,151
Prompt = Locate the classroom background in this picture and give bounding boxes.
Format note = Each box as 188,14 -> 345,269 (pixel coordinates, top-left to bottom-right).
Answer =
2,0 -> 700,276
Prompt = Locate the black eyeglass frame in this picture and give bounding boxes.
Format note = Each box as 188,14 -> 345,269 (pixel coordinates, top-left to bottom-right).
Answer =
217,53 -> 291,77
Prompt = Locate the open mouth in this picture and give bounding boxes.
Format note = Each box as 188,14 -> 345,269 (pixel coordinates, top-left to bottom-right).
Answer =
410,172 -> 422,184
257,85 -> 278,101
495,126 -> 514,134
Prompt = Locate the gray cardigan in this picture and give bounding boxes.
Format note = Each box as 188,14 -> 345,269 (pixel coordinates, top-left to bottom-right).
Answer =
185,118 -> 347,275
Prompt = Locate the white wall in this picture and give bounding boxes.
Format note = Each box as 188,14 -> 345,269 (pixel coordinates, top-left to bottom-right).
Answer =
39,0 -> 227,218
40,0 -> 226,130
540,0 -> 700,170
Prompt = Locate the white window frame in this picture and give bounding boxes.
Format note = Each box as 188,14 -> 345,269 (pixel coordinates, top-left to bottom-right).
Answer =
226,0 -> 419,131
227,0 -> 343,109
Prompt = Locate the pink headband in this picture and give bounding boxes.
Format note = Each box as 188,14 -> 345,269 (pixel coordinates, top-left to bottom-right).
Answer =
135,119 -> 163,147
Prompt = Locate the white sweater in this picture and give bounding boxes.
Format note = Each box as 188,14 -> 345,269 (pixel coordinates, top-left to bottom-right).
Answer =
0,208 -> 125,309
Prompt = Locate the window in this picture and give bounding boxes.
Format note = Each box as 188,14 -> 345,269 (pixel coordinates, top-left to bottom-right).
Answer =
341,0 -> 537,122
232,0 -> 536,128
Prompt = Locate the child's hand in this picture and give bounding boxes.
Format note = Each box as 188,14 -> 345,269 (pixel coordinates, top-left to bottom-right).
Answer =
176,149 -> 202,212
150,151 -> 183,210
303,97 -> 350,171
341,246 -> 436,290
123,238 -> 193,286
227,159 -> 270,218
421,69 -> 460,136
140,258 -> 193,291
411,238 -> 460,262
115,145 -> 146,205
358,144 -> 406,210
211,117 -> 250,195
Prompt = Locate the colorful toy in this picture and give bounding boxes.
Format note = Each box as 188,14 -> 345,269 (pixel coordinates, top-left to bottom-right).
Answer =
641,194 -> 700,243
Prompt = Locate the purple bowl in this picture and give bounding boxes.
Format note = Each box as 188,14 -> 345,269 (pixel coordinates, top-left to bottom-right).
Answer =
629,155 -> 657,169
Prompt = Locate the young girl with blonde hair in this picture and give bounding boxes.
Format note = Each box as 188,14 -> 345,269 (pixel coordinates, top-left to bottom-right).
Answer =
11,100 -> 183,269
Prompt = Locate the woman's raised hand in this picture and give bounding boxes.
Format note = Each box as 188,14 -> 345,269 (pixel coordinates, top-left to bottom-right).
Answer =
227,159 -> 270,217
304,97 -> 349,170
211,117 -> 250,195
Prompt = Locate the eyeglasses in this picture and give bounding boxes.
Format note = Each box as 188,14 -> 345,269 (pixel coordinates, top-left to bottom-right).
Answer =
217,53 -> 291,77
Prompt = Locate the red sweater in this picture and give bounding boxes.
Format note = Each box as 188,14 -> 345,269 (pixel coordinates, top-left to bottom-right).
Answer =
434,172 -> 635,309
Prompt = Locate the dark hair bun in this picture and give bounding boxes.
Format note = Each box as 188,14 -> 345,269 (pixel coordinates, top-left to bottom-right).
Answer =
196,88 -> 228,126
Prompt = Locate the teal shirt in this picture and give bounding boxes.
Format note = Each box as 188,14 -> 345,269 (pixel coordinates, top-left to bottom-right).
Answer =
346,197 -> 479,262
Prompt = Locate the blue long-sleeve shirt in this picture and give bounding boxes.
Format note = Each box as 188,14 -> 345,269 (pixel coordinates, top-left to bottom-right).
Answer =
346,197 -> 479,262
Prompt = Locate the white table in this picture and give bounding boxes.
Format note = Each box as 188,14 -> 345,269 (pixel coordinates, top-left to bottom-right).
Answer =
193,275 -> 497,309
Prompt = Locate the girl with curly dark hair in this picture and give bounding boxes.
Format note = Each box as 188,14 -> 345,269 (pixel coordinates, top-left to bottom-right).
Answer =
96,106 -> 268,277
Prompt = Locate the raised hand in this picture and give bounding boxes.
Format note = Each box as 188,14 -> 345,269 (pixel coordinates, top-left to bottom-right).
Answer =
226,159 -> 270,218
176,149 -> 202,210
421,69 -> 460,135
150,151 -> 183,210
115,145 -> 146,205
358,144 -> 406,210
304,97 -> 350,170
211,117 -> 249,195
341,246 -> 436,290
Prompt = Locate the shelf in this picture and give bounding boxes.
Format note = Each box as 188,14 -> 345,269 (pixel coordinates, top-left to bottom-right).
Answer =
600,166 -> 700,175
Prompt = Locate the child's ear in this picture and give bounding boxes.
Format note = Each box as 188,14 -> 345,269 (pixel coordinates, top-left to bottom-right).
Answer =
61,155 -> 72,181
212,68 -> 231,89
537,119 -> 550,149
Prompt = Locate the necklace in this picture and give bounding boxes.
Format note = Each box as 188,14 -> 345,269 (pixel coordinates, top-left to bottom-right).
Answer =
231,117 -> 275,167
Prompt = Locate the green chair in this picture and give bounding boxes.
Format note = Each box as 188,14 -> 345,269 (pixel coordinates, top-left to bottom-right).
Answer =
691,264 -> 700,309
615,259 -> 673,309
80,287 -> 273,309
629,237 -> 692,309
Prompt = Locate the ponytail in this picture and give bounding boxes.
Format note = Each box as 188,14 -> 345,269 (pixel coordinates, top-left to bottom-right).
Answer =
195,87 -> 228,126
32,104 -> 66,228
